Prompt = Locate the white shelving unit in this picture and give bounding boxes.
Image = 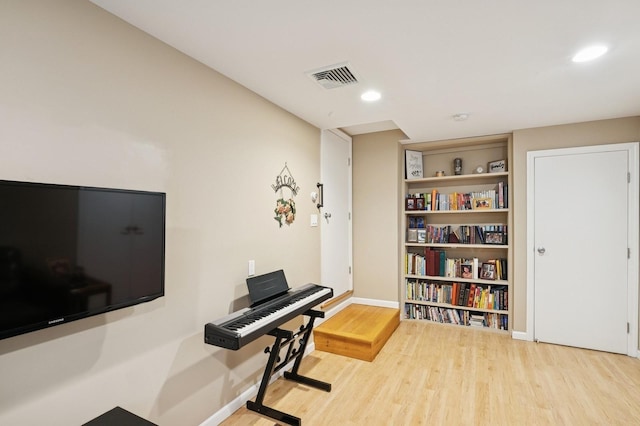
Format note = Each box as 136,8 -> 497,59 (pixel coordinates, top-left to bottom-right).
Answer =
401,135 -> 513,333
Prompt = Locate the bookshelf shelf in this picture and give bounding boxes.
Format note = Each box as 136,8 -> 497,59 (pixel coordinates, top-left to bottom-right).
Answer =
404,171 -> 508,185
402,318 -> 510,334
405,299 -> 509,315
404,209 -> 509,215
405,243 -> 509,250
405,274 -> 509,286
401,134 -> 513,333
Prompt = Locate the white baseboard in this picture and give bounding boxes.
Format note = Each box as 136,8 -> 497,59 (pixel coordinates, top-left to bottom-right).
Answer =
199,342 -> 316,426
350,297 -> 399,309
511,330 -> 531,341
199,379 -> 259,426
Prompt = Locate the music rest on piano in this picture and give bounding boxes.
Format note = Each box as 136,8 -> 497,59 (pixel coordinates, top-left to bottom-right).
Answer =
204,283 -> 333,350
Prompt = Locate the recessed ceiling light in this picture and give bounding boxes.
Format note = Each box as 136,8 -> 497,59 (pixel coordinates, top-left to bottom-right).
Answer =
361,90 -> 381,102
572,44 -> 608,63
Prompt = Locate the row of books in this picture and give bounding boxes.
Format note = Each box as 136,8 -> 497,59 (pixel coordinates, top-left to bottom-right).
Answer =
407,224 -> 508,245
404,303 -> 509,330
405,247 -> 450,278
405,248 -> 508,280
405,182 -> 507,211
443,257 -> 508,281
405,280 -> 509,311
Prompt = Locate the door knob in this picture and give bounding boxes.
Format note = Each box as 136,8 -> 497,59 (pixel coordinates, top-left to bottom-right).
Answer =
537,247 -> 546,255
324,212 -> 332,220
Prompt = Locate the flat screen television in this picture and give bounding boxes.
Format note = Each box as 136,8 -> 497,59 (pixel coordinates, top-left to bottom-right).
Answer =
0,180 -> 165,340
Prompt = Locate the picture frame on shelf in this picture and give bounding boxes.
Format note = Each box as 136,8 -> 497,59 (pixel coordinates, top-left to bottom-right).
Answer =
472,197 -> 493,210
405,150 -> 424,179
415,197 -> 425,210
485,231 -> 505,245
407,229 -> 418,243
488,159 -> 506,173
405,197 -> 416,210
461,263 -> 473,279
417,229 -> 427,243
481,263 -> 496,280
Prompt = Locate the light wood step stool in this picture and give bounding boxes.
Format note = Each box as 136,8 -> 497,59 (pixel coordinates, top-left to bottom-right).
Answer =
313,304 -> 400,362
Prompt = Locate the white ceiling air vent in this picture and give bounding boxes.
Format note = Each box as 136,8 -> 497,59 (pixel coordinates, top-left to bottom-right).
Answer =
307,63 -> 358,89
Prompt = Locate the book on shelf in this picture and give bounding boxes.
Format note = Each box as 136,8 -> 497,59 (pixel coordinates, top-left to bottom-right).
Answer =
473,258 -> 479,279
440,254 -> 503,282
469,314 -> 484,327
405,252 -> 427,276
405,279 -> 508,311
404,302 -> 508,330
466,283 -> 476,307
503,183 -> 508,208
418,224 -> 508,245
425,248 -> 437,276
457,282 -> 467,305
410,187 -> 508,212
463,286 -> 470,307
497,181 -> 504,209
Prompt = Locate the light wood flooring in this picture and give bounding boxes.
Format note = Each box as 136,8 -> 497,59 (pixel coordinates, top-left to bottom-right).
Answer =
220,321 -> 640,425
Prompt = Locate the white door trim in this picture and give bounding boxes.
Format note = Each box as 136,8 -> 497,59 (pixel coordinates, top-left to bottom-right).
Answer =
329,128 -> 353,294
327,128 -> 353,294
526,142 -> 639,356
320,128 -> 353,295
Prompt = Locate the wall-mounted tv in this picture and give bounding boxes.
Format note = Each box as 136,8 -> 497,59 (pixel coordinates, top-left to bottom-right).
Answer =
0,180 -> 165,340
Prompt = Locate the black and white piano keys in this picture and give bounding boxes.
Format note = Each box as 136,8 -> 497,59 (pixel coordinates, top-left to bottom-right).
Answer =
204,282 -> 333,426
204,283 -> 332,350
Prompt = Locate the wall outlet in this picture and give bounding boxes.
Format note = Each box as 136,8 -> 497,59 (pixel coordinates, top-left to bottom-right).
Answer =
248,260 -> 255,276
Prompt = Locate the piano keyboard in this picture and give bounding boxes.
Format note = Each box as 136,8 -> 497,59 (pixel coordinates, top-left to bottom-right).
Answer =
205,283 -> 333,350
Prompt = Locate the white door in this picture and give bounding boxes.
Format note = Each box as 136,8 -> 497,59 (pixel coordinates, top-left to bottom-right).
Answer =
529,143 -> 638,355
320,129 -> 352,300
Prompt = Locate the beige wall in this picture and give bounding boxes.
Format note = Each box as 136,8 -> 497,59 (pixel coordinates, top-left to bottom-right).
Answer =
0,1 -> 320,425
2,2 -> 639,425
511,116 -> 640,332
352,130 -> 406,301
352,118 -> 640,336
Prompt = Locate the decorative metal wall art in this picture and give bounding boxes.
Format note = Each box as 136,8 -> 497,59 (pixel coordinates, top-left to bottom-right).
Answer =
272,163 -> 300,227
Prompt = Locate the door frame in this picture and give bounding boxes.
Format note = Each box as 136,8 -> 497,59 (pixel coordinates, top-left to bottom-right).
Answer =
526,142 -> 639,356
320,128 -> 353,301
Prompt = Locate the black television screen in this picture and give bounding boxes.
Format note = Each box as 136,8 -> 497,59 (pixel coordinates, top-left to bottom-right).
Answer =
0,180 -> 165,340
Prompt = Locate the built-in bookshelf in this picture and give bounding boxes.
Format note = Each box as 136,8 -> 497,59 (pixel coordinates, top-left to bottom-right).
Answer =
401,134 -> 512,333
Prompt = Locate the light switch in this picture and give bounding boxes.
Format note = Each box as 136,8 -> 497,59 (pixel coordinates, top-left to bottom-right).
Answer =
310,214 -> 318,227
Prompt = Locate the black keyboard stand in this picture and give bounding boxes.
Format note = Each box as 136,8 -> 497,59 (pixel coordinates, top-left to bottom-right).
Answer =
246,309 -> 331,425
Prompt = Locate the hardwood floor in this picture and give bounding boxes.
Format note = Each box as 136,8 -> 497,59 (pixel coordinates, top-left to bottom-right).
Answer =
220,321 -> 640,425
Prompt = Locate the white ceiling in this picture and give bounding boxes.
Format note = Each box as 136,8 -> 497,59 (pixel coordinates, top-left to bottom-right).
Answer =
90,0 -> 640,142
